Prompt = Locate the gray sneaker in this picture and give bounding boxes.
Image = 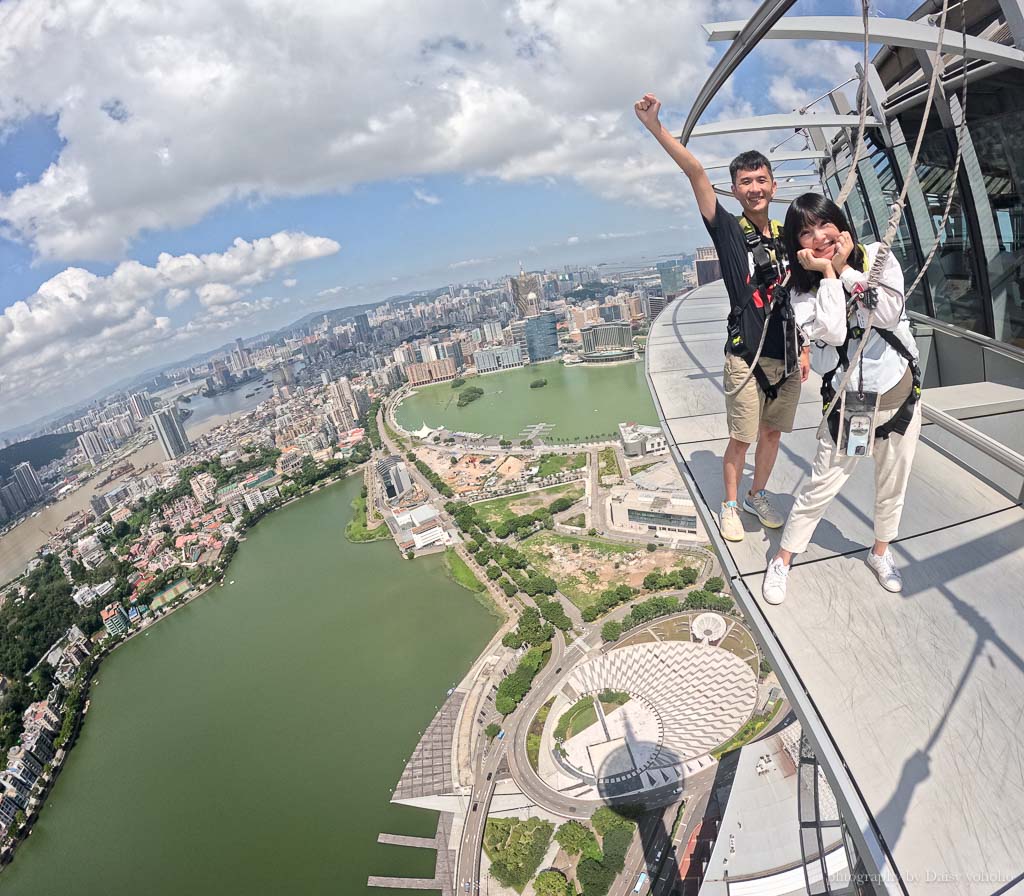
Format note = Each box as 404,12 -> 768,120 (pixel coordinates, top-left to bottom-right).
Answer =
742,490 -> 784,529
865,549 -> 902,593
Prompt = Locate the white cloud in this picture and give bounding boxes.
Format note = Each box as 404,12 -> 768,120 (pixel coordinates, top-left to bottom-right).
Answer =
413,188 -> 441,206
317,285 -> 345,297
449,257 -> 494,269
566,236 -> 579,244
0,0 -> 727,261
282,278 -> 298,287
0,230 -> 338,425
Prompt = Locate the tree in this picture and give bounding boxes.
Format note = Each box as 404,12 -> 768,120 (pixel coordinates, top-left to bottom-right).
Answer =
646,542 -> 657,552
706,575 -> 725,592
601,621 -> 622,642
555,820 -> 600,858
485,722 -> 501,739
588,528 -> 597,536
486,564 -> 503,581
535,870 -> 569,896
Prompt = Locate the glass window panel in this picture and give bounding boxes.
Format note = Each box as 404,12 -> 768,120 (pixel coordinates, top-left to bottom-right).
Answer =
963,73 -> 1024,348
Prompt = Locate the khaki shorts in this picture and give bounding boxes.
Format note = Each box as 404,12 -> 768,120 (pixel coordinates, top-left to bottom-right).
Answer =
723,354 -> 801,444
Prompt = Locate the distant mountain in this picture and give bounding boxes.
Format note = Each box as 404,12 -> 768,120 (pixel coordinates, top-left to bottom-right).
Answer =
0,433 -> 80,479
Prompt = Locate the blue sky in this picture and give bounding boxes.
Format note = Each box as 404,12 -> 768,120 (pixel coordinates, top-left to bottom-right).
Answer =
0,0 -> 921,431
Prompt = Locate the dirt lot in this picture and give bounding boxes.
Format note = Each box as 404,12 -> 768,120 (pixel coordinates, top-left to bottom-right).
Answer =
520,532 -> 695,611
419,447 -> 529,495
473,483 -> 585,526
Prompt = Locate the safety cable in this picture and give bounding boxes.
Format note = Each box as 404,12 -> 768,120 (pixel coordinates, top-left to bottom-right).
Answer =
835,0 -> 872,207
815,0 -> 954,440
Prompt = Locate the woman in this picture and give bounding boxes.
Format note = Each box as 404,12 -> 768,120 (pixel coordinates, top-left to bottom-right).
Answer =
761,193 -> 922,605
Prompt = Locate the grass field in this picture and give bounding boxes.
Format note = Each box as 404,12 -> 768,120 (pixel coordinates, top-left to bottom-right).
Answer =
598,689 -> 631,715
554,696 -> 599,742
444,548 -> 485,593
527,698 -> 555,771
344,495 -> 391,543
472,483 -> 585,526
383,420 -> 407,448
535,452 -> 587,478
564,513 -> 586,528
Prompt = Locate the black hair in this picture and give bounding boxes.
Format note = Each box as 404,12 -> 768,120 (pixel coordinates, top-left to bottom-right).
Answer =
782,192 -> 865,294
729,150 -> 774,184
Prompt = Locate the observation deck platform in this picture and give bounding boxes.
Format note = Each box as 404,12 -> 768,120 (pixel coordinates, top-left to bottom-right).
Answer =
647,281 -> 1024,895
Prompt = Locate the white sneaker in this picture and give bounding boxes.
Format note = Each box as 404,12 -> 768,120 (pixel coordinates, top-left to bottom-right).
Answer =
762,557 -> 790,605
742,490 -> 784,529
720,502 -> 744,542
866,548 -> 903,593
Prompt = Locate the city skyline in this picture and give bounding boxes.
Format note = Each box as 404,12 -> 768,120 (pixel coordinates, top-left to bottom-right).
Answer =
0,0 -> 911,429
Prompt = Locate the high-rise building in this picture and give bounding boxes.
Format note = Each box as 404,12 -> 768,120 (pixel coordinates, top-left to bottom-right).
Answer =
100,603 -> 130,637
11,463 -> 43,503
695,246 -> 722,286
403,358 -> 457,386
474,345 -> 524,374
657,259 -> 689,298
580,322 -> 635,362
645,293 -> 667,321
523,312 -> 559,362
376,456 -> 413,502
0,480 -> 28,517
327,377 -> 357,430
128,391 -> 154,421
354,313 -> 372,344
510,268 -> 543,318
151,407 -> 191,461
77,430 -> 107,464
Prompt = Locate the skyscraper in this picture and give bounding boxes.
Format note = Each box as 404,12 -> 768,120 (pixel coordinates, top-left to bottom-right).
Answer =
11,462 -> 43,503
128,391 -> 154,421
510,267 -> 543,318
656,260 -> 688,298
77,430 -> 107,464
695,246 -> 722,286
354,313 -> 372,345
328,377 -> 357,430
523,312 -> 559,362
151,407 -> 191,461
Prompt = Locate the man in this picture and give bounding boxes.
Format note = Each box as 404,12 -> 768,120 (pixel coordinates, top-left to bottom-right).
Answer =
634,93 -> 809,542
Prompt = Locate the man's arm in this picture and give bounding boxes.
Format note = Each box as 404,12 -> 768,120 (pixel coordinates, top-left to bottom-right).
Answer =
634,93 -> 717,223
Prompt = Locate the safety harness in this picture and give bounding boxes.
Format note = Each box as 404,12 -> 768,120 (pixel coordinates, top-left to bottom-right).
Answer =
727,215 -> 796,402
820,247 -> 923,443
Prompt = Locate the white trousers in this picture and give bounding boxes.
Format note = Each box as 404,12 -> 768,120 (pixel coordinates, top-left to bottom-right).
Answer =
780,403 -> 923,555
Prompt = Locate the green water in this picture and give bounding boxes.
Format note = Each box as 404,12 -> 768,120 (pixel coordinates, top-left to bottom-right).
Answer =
2,477 -> 497,895
395,361 -> 658,441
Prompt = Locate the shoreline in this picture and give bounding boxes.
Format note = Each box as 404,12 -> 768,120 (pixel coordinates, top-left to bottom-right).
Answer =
0,463 -> 369,866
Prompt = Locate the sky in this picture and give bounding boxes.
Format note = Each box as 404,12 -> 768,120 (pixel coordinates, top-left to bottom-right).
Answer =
0,0 -> 921,432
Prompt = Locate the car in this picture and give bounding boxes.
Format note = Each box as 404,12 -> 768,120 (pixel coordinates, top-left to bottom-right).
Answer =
472,802 -> 478,812
486,772 -> 493,781
655,849 -> 663,862
673,787 -> 682,794
554,667 -> 562,674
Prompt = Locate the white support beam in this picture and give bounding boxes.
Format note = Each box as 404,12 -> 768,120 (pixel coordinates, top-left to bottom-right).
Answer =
690,113 -> 879,138
704,17 -> 1024,69
700,150 -> 829,170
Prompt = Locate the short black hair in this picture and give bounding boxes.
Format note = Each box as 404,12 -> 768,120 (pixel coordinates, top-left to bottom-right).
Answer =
729,150 -> 774,184
782,192 -> 864,294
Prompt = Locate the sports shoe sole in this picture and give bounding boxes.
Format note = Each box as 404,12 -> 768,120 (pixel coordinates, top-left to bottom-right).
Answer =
741,498 -> 784,529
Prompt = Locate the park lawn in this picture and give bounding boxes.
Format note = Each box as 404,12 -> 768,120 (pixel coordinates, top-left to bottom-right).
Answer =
535,452 -> 587,478
527,699 -> 555,771
554,696 -> 599,742
473,483 -> 585,526
597,447 -> 620,484
565,513 -> 586,528
344,495 -> 391,543
444,548 -> 485,593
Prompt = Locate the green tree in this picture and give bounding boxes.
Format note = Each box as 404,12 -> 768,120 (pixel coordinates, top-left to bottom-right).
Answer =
601,620 -> 622,642
646,542 -> 657,552
705,575 -> 725,592
485,722 -> 501,739
535,870 -> 569,896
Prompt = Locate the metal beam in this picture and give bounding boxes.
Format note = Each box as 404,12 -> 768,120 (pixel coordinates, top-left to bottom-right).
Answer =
704,17 -> 1024,69
690,113 -> 879,138
700,150 -> 828,170
679,0 -> 799,144
998,0 -> 1024,49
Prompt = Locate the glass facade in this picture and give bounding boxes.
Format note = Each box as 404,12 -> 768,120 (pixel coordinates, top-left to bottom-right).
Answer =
830,62 -> 1024,347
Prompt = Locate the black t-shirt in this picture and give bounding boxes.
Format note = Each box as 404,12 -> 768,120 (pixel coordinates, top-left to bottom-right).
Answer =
702,200 -> 785,360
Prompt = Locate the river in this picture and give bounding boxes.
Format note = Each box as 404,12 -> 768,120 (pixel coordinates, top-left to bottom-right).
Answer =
394,360 -> 658,441
0,387 -> 268,586
1,476 -> 498,894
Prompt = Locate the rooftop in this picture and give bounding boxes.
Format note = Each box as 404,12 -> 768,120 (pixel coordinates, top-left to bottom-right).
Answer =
647,282 -> 1024,894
